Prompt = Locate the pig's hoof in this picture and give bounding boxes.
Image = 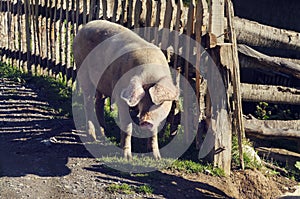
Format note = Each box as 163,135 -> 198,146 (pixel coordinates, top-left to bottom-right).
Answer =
123,149 -> 132,160
153,151 -> 161,160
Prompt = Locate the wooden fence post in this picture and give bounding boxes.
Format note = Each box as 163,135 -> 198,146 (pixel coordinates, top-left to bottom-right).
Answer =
205,0 -> 232,175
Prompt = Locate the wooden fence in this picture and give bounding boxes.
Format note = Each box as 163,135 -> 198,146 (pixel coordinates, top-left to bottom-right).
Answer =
1,0 -> 299,174
0,0 -> 200,83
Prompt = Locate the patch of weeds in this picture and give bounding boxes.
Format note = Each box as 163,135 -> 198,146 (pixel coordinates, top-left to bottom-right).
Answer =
106,183 -> 134,194
98,156 -> 175,172
0,62 -> 22,79
231,135 -> 262,170
106,183 -> 153,195
168,160 -> 225,177
255,102 -> 298,120
137,184 -> 153,194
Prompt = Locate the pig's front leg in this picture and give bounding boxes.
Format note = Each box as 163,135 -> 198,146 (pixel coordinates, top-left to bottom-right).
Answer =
118,100 -> 133,160
149,132 -> 161,160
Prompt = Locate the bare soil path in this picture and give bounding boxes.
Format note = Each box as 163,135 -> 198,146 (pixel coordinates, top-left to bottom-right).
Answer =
0,77 -> 298,199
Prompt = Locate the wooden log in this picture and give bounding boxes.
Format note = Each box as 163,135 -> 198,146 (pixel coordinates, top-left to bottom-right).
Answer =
234,16 -> 300,52
256,147 -> 300,170
244,115 -> 300,140
240,83 -> 300,105
238,44 -> 300,79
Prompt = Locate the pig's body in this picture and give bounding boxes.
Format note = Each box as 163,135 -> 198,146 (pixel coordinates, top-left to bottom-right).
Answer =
73,20 -> 178,159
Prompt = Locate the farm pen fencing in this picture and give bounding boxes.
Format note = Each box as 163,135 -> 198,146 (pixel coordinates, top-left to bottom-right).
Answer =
0,0 -> 237,171
1,0 -> 299,174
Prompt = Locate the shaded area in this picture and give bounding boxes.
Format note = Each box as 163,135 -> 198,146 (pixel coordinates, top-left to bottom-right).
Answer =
0,78 -> 92,177
87,164 -> 236,199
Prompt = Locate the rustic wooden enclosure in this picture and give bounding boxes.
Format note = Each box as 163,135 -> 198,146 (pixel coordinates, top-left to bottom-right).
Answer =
0,0 -> 299,174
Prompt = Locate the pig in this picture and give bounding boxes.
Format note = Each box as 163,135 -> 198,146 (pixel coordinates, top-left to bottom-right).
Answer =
72,20 -> 178,160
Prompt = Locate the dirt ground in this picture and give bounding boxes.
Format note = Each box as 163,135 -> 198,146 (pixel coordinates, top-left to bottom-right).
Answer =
0,77 -> 299,199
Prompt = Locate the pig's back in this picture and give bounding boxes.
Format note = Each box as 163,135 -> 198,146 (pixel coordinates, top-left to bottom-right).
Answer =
73,20 -> 153,68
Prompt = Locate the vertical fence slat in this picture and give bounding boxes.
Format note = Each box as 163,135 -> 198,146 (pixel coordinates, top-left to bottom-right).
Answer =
134,0 -> 141,29
25,0 -> 32,72
225,0 -> 245,170
17,0 -> 22,70
83,0 -> 87,24
153,0 -> 161,45
173,0 -> 182,70
195,0 -> 204,149
102,0 -> 107,19
144,0 -> 152,41
183,0 -> 195,144
161,0 -> 174,53
112,0 -> 118,22
127,0 -> 133,28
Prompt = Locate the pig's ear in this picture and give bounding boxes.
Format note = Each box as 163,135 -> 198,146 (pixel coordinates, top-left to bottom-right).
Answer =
149,77 -> 179,105
121,78 -> 145,107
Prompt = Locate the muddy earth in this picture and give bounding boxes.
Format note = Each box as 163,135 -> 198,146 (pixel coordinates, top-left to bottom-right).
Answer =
0,77 -> 298,199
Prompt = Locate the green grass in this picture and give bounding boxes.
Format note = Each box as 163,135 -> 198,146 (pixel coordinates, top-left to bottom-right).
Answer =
168,159 -> 225,177
98,156 -> 175,172
231,135 -> 262,170
105,183 -> 153,195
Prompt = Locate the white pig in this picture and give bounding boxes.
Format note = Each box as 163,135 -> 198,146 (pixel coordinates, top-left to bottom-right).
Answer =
73,20 -> 178,160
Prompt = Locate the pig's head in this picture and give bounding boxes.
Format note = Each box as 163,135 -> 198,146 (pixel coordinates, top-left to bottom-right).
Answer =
121,76 -> 179,132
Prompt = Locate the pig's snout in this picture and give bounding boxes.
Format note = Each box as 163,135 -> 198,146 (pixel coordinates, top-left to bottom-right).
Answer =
139,121 -> 154,130
139,113 -> 154,130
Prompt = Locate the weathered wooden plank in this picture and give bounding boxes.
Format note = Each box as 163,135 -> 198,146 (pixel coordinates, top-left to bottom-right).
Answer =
88,0 -> 95,21
153,0 -> 161,45
195,0 -> 203,149
134,0 -> 142,29
209,0 -> 224,43
75,0 -> 80,33
225,0 -> 244,170
24,0 -> 32,72
112,0 -> 119,22
127,0 -> 133,28
119,0 -> 127,25
183,0 -> 195,146
83,0 -> 87,24
173,0 -> 182,70
161,0 -> 174,52
144,0 -> 152,41
16,0 -> 22,69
